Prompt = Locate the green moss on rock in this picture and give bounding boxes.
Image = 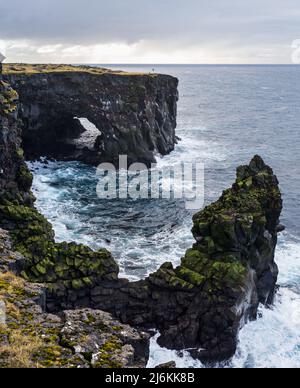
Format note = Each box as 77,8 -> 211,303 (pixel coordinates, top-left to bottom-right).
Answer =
149,156 -> 282,303
17,165 -> 33,192
92,336 -> 123,368
0,194 -> 119,291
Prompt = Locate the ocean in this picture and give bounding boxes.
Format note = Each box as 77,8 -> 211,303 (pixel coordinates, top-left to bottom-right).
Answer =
28,65 -> 300,368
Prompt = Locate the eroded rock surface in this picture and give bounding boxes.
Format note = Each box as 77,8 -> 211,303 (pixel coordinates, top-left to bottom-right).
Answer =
0,229 -> 149,368
4,64 -> 178,167
0,78 -> 149,368
0,76 -> 283,365
0,80 -> 34,206
44,156 -> 283,362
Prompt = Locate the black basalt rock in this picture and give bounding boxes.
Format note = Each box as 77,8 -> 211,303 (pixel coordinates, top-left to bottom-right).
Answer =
42,156 -> 283,363
0,76 -> 283,364
0,81 -> 149,368
4,64 -> 179,168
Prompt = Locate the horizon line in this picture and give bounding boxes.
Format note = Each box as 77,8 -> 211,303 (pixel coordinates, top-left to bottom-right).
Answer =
3,62 -> 299,66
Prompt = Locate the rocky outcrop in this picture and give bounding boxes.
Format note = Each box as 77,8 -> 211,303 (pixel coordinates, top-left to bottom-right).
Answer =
155,361 -> 177,369
0,76 -> 283,365
41,156 -> 283,363
4,64 -> 178,167
0,79 -> 120,298
0,229 -> 149,368
0,80 -> 34,206
0,80 -> 149,368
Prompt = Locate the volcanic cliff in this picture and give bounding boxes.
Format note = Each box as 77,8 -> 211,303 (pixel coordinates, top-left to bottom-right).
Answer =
0,77 -> 150,368
0,69 -> 284,367
4,64 -> 178,167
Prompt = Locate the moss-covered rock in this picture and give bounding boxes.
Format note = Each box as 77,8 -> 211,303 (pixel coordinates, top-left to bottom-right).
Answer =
1,80 -> 119,299
0,81 -> 18,117
0,231 -> 149,368
0,76 -> 284,365
0,200 -> 119,287
114,156 -> 283,364
4,64 -> 178,168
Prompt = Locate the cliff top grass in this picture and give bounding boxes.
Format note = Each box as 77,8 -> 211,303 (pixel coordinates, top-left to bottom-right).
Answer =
3,63 -> 158,77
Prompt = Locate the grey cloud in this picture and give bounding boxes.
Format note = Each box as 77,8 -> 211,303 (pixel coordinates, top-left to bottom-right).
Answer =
0,0 -> 299,46
0,0 -> 299,63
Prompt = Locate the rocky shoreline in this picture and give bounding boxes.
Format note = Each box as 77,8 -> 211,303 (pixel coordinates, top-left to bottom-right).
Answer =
0,229 -> 149,368
0,67 -> 284,367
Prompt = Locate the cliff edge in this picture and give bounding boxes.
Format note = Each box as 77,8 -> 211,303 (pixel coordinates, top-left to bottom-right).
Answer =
4,64 -> 179,167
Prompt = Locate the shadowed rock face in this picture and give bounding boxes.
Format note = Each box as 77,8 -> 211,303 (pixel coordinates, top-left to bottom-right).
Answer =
0,79 -> 283,364
0,82 -> 149,368
0,230 -> 149,368
43,155 -> 283,362
5,66 -> 178,167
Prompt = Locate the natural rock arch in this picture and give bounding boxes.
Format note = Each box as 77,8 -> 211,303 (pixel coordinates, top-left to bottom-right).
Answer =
4,66 -> 178,167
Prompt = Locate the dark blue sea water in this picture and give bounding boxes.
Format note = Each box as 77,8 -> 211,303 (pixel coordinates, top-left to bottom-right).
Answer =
29,65 -> 300,368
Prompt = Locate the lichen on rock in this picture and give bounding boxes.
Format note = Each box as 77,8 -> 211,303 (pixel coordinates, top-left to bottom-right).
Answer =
0,76 -> 284,365
99,155 -> 283,363
0,229 -> 149,368
0,81 -> 18,117
0,200 -> 119,294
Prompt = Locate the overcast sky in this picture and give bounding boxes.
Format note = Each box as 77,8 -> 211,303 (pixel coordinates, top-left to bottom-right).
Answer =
0,0 -> 299,64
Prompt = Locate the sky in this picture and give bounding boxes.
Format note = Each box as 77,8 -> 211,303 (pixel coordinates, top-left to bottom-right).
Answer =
0,0 -> 300,64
